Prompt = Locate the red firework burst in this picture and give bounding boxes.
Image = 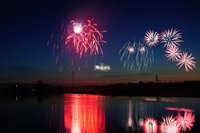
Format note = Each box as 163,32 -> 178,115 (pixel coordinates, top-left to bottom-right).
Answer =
65,19 -> 106,57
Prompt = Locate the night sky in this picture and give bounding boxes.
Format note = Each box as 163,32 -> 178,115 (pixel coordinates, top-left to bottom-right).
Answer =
0,0 -> 200,85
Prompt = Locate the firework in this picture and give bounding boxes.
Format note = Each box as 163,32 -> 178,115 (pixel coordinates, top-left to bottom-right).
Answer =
94,63 -> 111,72
177,52 -> 196,72
65,19 -> 106,57
160,115 -> 180,133
47,19 -> 106,72
176,112 -> 195,132
119,41 -> 154,73
139,46 -> 146,54
119,41 -> 136,72
84,20 -> 106,55
165,45 -> 181,62
160,29 -> 183,48
144,30 -> 160,47
143,117 -> 158,133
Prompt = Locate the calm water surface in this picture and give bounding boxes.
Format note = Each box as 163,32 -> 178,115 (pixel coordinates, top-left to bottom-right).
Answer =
0,93 -> 200,133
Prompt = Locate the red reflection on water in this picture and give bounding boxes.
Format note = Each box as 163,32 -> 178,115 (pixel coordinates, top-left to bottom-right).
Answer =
165,107 -> 194,113
166,106 -> 195,132
64,94 -> 105,133
127,100 -> 133,128
160,115 -> 180,133
144,117 -> 158,133
176,112 -> 195,132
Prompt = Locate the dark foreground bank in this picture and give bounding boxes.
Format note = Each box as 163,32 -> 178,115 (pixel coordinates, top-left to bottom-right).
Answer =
0,81 -> 200,97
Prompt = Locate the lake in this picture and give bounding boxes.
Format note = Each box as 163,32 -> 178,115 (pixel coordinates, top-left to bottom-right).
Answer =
0,93 -> 200,133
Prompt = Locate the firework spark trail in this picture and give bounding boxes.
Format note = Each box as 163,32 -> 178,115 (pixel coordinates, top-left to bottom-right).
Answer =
119,41 -> 136,70
46,30 -> 67,71
136,42 -> 154,72
144,30 -> 160,47
119,41 -> 154,73
65,19 -> 106,57
177,52 -> 196,72
119,41 -> 137,72
85,20 -> 107,55
160,29 -> 183,48
165,45 -> 182,62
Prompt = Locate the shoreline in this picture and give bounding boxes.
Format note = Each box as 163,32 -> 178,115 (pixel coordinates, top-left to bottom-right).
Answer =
1,81 -> 200,97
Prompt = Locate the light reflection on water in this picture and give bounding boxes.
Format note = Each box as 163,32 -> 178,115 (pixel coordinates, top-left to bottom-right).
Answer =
1,94 -> 200,133
64,94 -> 105,133
61,94 -> 199,133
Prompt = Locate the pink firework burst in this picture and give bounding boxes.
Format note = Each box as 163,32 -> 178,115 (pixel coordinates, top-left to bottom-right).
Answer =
144,30 -> 160,47
160,29 -> 183,48
165,45 -> 181,62
160,115 -> 180,133
65,19 -> 106,57
176,112 -> 195,132
143,117 -> 158,133
177,52 -> 196,72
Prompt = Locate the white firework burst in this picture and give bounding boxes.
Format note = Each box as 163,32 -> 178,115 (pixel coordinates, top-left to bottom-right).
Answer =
161,29 -> 183,48
119,41 -> 154,73
144,30 -> 160,47
119,41 -> 136,72
177,52 -> 196,72
165,45 -> 181,62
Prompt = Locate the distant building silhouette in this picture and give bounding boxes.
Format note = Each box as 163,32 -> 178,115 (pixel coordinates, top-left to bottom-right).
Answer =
37,80 -> 44,88
155,74 -> 158,83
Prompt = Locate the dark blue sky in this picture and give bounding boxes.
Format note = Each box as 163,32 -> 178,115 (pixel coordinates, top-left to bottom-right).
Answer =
0,0 -> 200,85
